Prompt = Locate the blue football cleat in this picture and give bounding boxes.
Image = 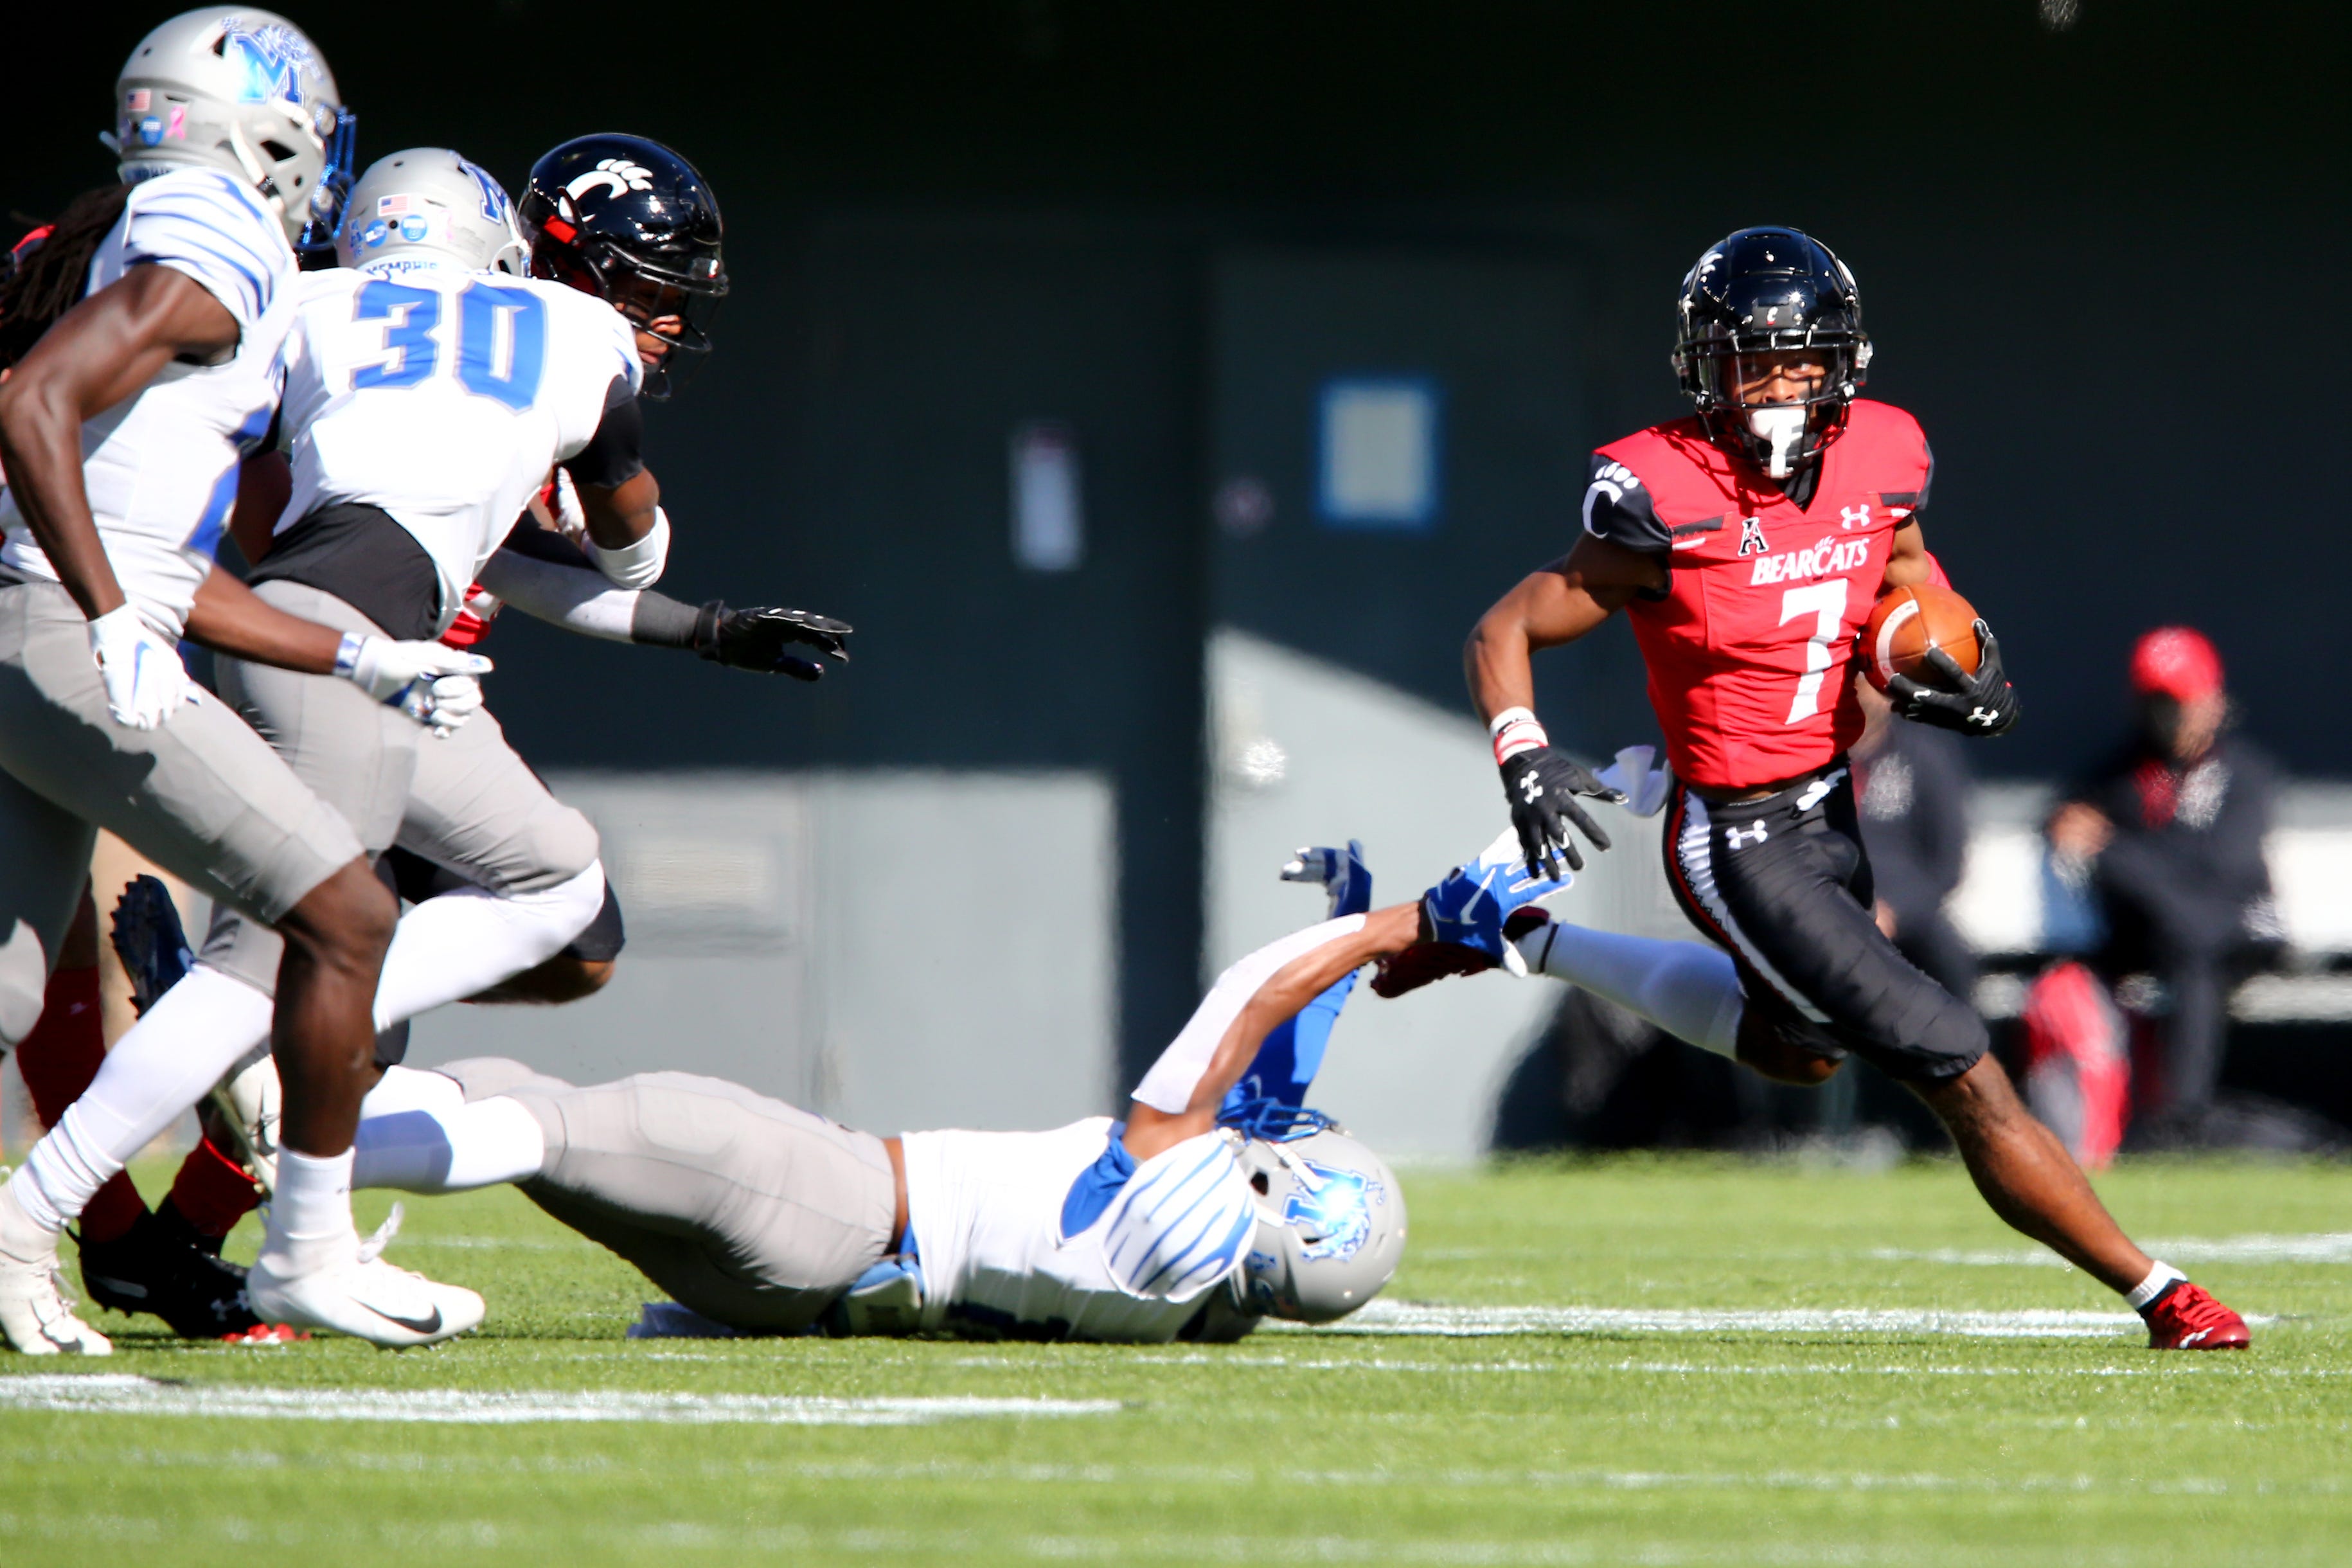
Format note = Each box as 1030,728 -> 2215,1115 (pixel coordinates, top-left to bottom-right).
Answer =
1420,829 -> 1572,976
109,875 -> 193,1017
1281,840 -> 1373,918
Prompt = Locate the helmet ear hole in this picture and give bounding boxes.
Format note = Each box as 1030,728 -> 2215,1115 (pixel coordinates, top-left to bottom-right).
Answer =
1249,1172 -> 1269,1195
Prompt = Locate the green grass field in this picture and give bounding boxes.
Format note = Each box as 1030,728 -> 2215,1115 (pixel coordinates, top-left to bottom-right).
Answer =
4,1154 -> 2348,1565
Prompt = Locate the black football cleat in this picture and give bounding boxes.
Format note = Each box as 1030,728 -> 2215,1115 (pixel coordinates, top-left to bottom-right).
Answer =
75,1209 -> 265,1341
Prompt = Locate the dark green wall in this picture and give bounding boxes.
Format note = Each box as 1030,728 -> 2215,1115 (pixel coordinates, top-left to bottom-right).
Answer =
13,1 -> 2345,1076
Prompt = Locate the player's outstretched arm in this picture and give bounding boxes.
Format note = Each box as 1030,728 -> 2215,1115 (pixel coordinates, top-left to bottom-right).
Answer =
1123,903 -> 1419,1161
186,571 -> 493,734
1464,535 -> 1657,878
477,538 -> 851,680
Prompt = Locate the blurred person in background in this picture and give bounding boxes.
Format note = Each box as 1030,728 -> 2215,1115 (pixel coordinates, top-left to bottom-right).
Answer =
1851,671 -> 1975,1003
2045,627 -> 2285,1143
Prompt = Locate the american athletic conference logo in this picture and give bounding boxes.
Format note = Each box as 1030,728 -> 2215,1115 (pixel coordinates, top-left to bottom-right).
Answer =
1281,1159 -> 1386,1262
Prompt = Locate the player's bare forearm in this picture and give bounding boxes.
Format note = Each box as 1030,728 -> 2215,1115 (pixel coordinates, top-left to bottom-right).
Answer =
184,568 -> 343,674
227,451 -> 290,566
1465,535 -> 1655,723
1880,520 -> 1932,589
576,467 -> 661,549
1125,903 -> 1420,1158
0,267 -> 239,619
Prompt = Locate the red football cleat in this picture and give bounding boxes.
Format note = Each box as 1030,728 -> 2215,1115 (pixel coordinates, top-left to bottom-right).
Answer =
2144,1283 -> 2250,1351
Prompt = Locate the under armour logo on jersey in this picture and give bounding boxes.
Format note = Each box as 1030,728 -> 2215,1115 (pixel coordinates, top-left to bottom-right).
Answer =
1736,518 -> 1768,557
1840,504 -> 1871,530
564,159 -> 655,204
1726,823 -> 1770,849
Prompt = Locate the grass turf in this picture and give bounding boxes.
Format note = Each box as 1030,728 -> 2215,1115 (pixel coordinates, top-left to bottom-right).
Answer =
3,1154 -> 2348,1565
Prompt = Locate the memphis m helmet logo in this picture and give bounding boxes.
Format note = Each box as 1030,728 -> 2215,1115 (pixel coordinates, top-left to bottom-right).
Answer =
1278,1157 -> 1386,1263
564,159 -> 655,206
220,20 -> 318,111
460,157 -> 512,224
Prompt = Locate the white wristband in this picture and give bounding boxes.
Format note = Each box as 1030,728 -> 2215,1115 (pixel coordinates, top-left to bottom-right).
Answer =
1489,706 -> 1548,765
587,506 -> 670,590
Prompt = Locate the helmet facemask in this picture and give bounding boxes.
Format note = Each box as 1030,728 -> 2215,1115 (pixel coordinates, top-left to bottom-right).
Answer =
1680,338 -> 1871,479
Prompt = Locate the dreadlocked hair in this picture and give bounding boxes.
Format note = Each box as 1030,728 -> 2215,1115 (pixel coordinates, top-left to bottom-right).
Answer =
0,184 -> 132,371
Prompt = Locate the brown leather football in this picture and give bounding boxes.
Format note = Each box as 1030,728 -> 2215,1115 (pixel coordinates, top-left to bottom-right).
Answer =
1860,582 -> 1981,691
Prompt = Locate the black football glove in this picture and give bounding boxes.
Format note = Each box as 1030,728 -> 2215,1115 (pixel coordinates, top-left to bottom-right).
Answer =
1499,746 -> 1625,880
1885,620 -> 2019,737
693,603 -> 853,682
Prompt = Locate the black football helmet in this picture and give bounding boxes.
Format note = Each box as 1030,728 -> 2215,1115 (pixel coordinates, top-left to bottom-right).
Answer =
517,133 -> 727,398
1671,227 -> 1871,479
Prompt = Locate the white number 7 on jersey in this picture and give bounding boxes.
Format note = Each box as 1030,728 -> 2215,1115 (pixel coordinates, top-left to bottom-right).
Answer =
1779,580 -> 1849,724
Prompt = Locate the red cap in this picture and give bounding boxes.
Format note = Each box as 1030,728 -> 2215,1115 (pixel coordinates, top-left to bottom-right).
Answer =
2129,627 -> 2223,702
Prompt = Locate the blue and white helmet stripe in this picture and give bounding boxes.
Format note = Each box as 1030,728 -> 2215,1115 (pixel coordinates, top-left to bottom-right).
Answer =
1098,1132 -> 1258,1304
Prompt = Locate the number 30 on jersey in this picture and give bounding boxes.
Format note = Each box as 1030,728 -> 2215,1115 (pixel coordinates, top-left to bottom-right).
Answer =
350,279 -> 546,411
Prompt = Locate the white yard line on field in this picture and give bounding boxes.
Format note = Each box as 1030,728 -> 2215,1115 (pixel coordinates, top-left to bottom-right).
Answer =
1872,1232 -> 2352,1267
0,1375 -> 1118,1427
1278,1301 -> 2151,1338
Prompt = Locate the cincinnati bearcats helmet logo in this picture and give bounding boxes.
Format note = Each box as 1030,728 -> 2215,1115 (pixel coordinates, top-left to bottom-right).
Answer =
562,158 -> 655,207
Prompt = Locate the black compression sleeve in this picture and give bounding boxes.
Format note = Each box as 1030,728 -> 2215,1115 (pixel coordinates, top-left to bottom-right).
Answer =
558,375 -> 647,490
627,592 -> 702,648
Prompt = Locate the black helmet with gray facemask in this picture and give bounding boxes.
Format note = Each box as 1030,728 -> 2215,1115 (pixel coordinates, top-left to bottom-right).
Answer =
516,133 -> 726,399
1671,226 -> 1873,481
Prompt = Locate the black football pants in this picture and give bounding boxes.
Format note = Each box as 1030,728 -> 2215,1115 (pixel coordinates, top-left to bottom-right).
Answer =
1662,763 -> 1987,1084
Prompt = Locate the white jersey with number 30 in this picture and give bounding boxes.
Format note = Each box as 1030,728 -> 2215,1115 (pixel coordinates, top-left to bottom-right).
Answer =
275,262 -> 639,630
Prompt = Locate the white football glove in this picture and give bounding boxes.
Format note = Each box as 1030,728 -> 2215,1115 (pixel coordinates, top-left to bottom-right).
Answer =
87,603 -> 197,730
334,634 -> 494,733
403,673 -> 486,738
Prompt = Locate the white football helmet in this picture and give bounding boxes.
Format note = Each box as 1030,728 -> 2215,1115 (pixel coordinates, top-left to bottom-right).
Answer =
106,8 -> 354,249
1234,1126 -> 1406,1323
336,149 -> 528,276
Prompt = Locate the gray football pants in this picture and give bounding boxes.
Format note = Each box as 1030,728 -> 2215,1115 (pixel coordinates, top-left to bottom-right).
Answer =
0,580 -> 361,1048
440,1057 -> 898,1335
201,582 -> 600,994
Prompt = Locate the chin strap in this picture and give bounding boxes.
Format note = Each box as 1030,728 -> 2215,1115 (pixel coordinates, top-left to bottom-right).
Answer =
1747,405 -> 1808,479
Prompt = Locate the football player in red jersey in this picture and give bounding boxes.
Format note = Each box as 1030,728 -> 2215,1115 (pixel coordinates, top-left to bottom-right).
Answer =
1455,227 -> 2247,1350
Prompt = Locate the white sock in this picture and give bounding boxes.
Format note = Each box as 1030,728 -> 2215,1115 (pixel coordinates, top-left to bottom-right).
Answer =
353,1094 -> 546,1194
1513,921 -> 1746,1060
2126,1260 -> 2187,1312
370,861 -> 607,1031
16,965 -> 274,1230
263,1146 -> 359,1274
360,1064 -> 465,1121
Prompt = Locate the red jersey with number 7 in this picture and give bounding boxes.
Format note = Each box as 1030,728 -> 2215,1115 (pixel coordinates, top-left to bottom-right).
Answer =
1579,399 -> 1934,791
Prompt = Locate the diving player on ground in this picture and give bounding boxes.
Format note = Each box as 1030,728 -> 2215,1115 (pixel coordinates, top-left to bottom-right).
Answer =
324,849 -> 1403,1341
1450,226 -> 2247,1351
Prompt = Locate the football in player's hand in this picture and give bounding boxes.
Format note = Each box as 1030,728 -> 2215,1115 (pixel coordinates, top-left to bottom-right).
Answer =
1861,583 -> 1981,691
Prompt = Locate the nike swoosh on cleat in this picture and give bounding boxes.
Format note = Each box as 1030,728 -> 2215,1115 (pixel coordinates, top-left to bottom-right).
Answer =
362,1303 -> 442,1337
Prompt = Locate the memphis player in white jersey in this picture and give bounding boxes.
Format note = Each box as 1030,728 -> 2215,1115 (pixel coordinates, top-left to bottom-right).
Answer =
339,848 -> 1411,1341
0,9 -> 490,1355
183,147 -> 651,1071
